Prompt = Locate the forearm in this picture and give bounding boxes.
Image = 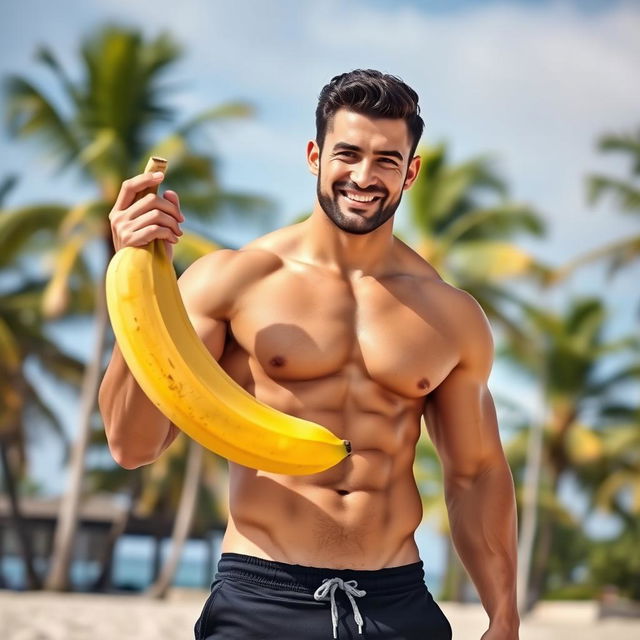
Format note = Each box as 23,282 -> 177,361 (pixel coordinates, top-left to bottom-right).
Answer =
445,456 -> 519,632
99,343 -> 177,468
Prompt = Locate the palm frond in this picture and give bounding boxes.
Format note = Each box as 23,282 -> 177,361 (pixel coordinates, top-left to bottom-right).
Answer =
585,364 -> 640,397
551,234 -> 640,282
79,25 -> 180,159
35,45 -> 81,108
596,130 -> 640,174
586,175 -> 640,211
3,76 -> 79,168
179,188 -> 274,220
445,203 -> 545,243
565,299 -> 605,348
0,204 -> 69,267
0,316 -> 21,371
594,471 -> 640,515
41,231 -> 91,319
0,175 -> 19,206
178,101 -> 255,139
448,241 -> 536,281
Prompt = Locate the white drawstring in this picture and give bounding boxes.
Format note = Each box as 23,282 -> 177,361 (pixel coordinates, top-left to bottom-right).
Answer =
313,577 -> 367,638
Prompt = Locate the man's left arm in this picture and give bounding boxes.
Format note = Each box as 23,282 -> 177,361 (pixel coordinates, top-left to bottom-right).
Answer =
423,291 -> 519,639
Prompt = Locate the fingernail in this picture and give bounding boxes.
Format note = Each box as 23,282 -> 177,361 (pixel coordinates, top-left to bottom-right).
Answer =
152,171 -> 164,180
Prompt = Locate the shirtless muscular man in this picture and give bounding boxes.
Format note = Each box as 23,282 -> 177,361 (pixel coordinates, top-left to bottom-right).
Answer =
99,70 -> 519,640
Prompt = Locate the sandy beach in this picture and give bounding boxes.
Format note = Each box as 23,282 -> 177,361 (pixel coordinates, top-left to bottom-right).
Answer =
2,590 -> 639,639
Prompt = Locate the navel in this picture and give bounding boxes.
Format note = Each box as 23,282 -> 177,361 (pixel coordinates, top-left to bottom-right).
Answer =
270,355 -> 286,367
417,377 -> 430,390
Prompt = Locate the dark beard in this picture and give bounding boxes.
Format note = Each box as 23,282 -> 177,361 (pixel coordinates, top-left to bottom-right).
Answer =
316,171 -> 402,235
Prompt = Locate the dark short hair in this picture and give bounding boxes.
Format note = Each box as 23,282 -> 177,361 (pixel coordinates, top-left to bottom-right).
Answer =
315,69 -> 425,161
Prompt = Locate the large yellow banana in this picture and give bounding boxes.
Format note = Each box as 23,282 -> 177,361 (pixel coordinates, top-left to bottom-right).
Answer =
105,157 -> 351,474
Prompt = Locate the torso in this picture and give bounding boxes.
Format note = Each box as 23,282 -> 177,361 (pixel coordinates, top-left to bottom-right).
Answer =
216,224 -> 461,569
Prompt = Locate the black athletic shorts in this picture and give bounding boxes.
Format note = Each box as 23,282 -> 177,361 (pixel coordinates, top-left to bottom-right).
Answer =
195,552 -> 452,640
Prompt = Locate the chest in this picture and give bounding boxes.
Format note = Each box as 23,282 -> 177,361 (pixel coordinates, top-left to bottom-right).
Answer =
229,268 -> 459,399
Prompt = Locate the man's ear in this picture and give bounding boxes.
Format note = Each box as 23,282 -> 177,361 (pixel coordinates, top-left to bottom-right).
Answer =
402,154 -> 421,191
307,140 -> 320,176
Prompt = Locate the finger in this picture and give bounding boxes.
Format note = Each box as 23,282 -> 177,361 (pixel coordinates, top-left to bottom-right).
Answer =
127,194 -> 181,223
128,224 -> 180,248
130,209 -> 183,236
163,191 -> 184,221
114,171 -> 165,212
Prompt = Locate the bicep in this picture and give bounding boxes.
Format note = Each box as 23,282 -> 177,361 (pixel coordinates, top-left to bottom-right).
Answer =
423,366 -> 502,480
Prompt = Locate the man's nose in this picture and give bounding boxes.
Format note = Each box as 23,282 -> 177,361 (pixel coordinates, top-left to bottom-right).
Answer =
350,160 -> 377,189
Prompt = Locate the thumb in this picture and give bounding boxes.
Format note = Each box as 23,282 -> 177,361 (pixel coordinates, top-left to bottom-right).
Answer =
163,190 -> 180,207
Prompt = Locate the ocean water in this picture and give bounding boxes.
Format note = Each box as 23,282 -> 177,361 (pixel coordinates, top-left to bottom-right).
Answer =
2,528 -> 444,593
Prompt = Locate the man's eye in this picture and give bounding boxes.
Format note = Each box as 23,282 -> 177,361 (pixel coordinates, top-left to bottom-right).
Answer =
380,158 -> 397,165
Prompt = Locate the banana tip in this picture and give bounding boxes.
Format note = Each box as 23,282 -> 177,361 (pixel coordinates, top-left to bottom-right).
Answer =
343,439 -> 352,455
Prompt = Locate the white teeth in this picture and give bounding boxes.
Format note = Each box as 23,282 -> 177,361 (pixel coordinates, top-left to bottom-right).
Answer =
342,191 -> 377,203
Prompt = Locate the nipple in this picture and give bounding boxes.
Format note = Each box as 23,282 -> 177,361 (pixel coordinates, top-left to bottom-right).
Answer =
270,355 -> 286,367
417,377 -> 430,390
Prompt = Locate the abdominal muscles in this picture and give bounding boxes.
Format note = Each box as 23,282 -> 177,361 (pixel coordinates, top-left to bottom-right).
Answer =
224,406 -> 425,569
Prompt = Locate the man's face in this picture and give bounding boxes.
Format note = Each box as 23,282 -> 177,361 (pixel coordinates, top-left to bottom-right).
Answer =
308,109 -> 420,235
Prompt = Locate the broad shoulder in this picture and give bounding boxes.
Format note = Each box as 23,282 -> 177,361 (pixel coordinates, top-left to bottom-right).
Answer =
433,283 -> 494,378
393,238 -> 494,376
176,238 -> 287,321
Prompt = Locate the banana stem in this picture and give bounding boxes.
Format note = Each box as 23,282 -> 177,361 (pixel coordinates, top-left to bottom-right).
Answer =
138,156 -> 169,261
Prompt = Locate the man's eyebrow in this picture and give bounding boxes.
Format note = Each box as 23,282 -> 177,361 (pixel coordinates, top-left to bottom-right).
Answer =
332,142 -> 404,162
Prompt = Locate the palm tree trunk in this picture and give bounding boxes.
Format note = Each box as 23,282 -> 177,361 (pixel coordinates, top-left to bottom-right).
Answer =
527,510 -> 555,604
0,439 -> 41,589
147,439 -> 203,599
526,465 -> 561,604
45,269 -> 109,591
517,374 -> 548,614
516,421 -> 545,612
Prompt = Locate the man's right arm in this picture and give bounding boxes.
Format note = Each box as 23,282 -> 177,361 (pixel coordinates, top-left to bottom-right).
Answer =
99,170 -> 238,469
99,250 -> 231,469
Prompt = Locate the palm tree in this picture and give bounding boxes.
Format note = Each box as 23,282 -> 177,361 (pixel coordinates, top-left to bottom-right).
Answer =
3,23 -> 272,591
405,142 -> 551,334
0,179 -> 90,588
0,286 -> 86,590
579,404 -> 640,600
406,141 -> 550,601
499,296 -> 640,607
551,126 -> 640,281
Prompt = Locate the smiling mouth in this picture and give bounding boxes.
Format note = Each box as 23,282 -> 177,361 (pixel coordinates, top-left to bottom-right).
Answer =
338,189 -> 384,204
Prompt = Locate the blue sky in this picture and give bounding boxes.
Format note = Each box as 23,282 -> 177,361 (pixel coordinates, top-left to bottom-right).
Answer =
2,0 -> 638,262
1,0 -> 639,572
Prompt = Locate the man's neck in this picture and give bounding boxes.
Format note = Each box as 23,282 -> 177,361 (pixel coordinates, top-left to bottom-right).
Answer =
300,205 -> 396,279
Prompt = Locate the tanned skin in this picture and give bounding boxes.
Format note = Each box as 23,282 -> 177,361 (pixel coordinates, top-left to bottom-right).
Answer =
100,108 -> 519,639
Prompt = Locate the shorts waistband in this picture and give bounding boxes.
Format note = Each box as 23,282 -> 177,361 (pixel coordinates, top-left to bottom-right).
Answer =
215,552 -> 426,595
